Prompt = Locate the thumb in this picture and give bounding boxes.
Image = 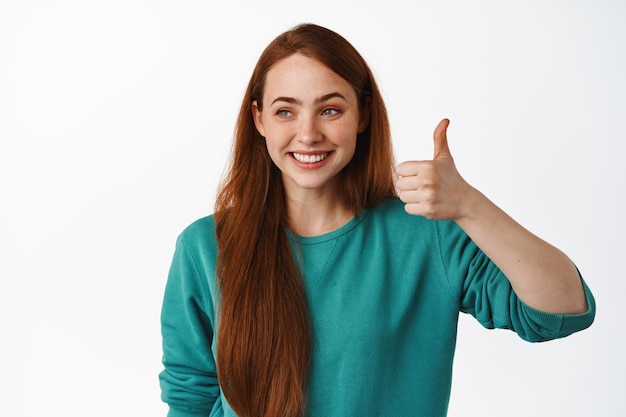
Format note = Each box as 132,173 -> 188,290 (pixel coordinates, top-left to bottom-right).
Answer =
433,118 -> 452,160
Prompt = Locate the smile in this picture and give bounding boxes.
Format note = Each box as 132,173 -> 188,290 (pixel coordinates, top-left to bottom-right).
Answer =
292,152 -> 329,163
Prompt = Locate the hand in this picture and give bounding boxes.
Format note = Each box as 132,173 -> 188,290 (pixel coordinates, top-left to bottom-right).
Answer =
396,118 -> 474,220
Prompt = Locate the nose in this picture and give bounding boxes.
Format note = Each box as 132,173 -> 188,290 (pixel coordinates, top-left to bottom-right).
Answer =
297,114 -> 323,145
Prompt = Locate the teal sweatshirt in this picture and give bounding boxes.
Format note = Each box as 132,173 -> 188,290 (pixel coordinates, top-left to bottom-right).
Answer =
160,198 -> 595,417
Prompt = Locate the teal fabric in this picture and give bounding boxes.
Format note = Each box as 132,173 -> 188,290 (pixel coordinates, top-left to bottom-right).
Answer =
160,198 -> 595,416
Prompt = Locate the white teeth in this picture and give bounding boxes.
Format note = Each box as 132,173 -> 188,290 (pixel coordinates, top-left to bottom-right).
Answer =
292,152 -> 329,163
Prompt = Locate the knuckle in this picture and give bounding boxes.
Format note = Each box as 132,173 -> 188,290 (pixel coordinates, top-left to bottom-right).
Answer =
421,186 -> 438,201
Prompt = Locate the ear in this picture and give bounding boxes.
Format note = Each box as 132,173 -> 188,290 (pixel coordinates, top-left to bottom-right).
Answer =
251,100 -> 266,137
357,96 -> 371,133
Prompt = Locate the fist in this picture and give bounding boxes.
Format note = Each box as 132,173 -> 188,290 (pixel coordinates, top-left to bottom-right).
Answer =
396,119 -> 472,220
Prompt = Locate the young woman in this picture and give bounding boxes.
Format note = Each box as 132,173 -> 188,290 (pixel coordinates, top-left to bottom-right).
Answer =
159,23 -> 595,417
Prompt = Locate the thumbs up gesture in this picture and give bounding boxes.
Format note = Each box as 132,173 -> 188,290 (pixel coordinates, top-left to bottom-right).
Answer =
396,119 -> 475,220
397,120 -> 589,314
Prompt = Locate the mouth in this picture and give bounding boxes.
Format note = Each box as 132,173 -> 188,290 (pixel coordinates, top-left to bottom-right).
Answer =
291,152 -> 330,163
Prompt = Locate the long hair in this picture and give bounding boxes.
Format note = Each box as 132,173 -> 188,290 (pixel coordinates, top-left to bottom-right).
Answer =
214,23 -> 396,417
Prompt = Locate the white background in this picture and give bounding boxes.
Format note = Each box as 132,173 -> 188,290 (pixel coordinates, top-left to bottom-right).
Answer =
1,1 -> 624,416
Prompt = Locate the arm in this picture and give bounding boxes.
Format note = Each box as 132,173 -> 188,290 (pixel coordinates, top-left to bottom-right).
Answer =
160,233 -> 221,416
396,119 -> 587,314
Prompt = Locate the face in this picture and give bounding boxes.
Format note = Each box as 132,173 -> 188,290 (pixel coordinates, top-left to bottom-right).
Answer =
252,53 -> 369,200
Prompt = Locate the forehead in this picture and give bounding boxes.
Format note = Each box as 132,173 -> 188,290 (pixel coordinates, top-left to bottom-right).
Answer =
263,54 -> 356,102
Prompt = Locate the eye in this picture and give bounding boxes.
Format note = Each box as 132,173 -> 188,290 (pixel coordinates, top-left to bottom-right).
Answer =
276,109 -> 293,118
322,108 -> 341,116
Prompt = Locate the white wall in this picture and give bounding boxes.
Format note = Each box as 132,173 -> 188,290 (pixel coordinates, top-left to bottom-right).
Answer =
1,1 -> 623,415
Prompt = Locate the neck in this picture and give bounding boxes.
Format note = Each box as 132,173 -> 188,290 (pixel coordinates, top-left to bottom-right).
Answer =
285,188 -> 353,237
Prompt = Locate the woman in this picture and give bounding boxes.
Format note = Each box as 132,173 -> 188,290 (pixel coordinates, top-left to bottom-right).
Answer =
159,23 -> 595,417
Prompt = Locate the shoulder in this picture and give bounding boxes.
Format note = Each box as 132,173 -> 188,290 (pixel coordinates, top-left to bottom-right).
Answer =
365,197 -> 432,230
366,197 -> 412,221
179,215 -> 216,241
366,198 -> 467,243
175,215 -> 218,260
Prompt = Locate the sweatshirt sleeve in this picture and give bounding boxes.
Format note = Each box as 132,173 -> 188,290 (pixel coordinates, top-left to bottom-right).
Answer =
435,220 -> 596,342
159,230 -> 221,416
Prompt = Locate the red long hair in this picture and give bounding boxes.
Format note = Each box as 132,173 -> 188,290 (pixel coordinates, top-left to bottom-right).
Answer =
214,23 -> 396,417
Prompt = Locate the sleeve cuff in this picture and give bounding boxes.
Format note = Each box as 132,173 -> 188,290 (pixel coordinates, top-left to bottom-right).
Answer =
522,277 -> 596,340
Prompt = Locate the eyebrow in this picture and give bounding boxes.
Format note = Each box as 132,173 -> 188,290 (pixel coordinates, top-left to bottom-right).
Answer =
270,92 -> 348,106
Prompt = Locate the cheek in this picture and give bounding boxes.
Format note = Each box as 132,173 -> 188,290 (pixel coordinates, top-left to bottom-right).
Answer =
341,132 -> 357,150
263,137 -> 285,166
338,124 -> 359,151
330,116 -> 358,139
